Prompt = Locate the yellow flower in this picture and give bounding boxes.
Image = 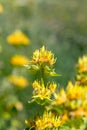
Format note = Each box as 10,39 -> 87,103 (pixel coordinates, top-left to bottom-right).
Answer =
0,4 -> 3,13
10,55 -> 29,66
53,88 -> 67,105
77,55 -> 87,73
32,80 -> 57,101
7,30 -> 30,46
32,46 -> 56,66
8,75 -> 28,88
35,111 -> 61,130
66,81 -> 84,100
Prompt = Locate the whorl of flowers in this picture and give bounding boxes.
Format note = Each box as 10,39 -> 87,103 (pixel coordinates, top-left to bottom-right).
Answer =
31,80 -> 57,104
8,75 -> 28,88
25,46 -> 58,77
25,111 -> 61,130
7,30 -> 30,46
31,46 -> 56,66
10,54 -> 29,67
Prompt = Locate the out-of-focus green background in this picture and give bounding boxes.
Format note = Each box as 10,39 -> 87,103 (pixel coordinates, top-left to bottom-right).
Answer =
0,0 -> 87,129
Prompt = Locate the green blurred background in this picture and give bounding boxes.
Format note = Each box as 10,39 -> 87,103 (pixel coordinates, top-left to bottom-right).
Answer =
0,0 -> 87,129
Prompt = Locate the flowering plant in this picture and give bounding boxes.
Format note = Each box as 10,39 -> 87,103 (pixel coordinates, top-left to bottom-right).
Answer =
25,46 -> 87,130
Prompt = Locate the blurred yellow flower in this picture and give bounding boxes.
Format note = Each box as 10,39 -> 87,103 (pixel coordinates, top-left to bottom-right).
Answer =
77,55 -> 87,73
10,55 -> 29,66
7,30 -> 30,46
66,81 -> 84,100
0,4 -> 3,13
32,46 -> 56,66
53,88 -> 67,105
9,75 -> 28,88
35,111 -> 61,130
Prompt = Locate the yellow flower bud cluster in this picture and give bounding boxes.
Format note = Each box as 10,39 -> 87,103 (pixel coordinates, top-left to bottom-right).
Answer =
25,111 -> 61,130
35,111 -> 61,130
51,81 -> 87,119
32,80 -> 57,103
32,46 -> 56,66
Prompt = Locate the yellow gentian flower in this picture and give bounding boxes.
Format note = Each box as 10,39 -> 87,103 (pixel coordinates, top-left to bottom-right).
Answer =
32,80 -> 57,102
35,111 -> 61,130
66,81 -> 84,100
9,75 -> 28,88
53,88 -> 67,105
7,30 -> 30,46
10,54 -> 28,66
32,46 -> 56,66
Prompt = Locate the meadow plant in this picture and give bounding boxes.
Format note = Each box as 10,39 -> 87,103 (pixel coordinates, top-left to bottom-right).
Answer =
25,46 -> 87,130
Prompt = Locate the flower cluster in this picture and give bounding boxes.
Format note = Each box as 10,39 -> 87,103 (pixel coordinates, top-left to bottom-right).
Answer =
25,111 -> 61,130
25,46 -> 58,77
9,75 -> 28,88
7,30 -> 30,46
31,80 -> 57,104
10,54 -> 29,66
32,46 -> 56,66
51,81 -> 87,120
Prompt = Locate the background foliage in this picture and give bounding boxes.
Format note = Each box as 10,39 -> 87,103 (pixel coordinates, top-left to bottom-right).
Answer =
0,0 -> 87,129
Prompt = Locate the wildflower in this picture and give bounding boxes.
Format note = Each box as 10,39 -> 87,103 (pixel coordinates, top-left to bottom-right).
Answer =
66,81 -> 84,100
77,55 -> 87,73
32,46 -> 56,66
0,4 -> 3,13
10,54 -> 28,66
7,30 -> 30,46
32,80 -> 57,104
35,111 -> 61,130
53,88 -> 67,105
8,75 -> 28,88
